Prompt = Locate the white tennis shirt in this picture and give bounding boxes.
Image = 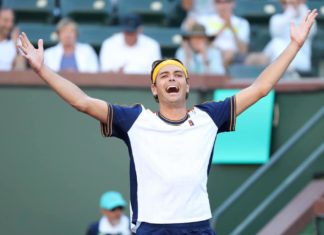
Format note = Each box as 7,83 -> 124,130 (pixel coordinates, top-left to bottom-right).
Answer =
101,96 -> 236,226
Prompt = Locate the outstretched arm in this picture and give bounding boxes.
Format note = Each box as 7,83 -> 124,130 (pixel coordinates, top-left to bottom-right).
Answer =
18,32 -> 107,123
235,9 -> 317,116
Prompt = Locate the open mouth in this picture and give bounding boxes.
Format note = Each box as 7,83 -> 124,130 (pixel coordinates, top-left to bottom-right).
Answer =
166,86 -> 179,93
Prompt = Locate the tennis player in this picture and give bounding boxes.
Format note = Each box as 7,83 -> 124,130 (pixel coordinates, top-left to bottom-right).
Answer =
17,10 -> 317,235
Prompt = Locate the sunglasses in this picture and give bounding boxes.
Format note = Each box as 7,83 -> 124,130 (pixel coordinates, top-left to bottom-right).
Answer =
110,206 -> 124,212
215,0 -> 233,4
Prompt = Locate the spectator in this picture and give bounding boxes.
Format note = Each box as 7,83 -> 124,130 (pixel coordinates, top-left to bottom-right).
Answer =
44,18 -> 99,73
86,191 -> 130,235
181,0 -> 215,30
0,8 -> 26,71
100,13 -> 161,74
197,0 -> 250,68
176,23 -> 225,75
245,0 -> 317,74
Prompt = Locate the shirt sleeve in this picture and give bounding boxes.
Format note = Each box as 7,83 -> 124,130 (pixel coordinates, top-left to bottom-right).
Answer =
100,103 -> 142,140
238,18 -> 250,44
196,96 -> 236,133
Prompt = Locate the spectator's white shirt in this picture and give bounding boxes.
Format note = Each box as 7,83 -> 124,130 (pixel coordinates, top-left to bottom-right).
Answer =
100,32 -> 161,74
197,14 -> 250,53
175,47 -> 225,75
44,42 -> 99,73
263,4 -> 317,72
0,39 -> 16,71
99,215 -> 130,235
188,0 -> 215,18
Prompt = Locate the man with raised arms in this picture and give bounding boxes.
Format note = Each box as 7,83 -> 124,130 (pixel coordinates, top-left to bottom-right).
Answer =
17,10 -> 317,235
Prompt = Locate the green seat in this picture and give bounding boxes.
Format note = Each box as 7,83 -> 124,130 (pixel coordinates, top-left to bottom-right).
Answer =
249,25 -> 270,52
2,0 -> 55,23
228,64 -> 266,79
212,89 -> 275,164
116,0 -> 171,25
18,23 -> 57,48
60,0 -> 112,25
143,26 -> 182,57
78,24 -> 121,52
235,0 -> 281,24
311,27 -> 324,76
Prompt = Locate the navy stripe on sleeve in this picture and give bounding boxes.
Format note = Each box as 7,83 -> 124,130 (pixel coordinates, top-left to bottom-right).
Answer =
101,103 -> 142,140
196,96 -> 236,133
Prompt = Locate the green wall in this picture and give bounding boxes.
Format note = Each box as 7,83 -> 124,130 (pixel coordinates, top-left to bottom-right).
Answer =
0,86 -> 323,235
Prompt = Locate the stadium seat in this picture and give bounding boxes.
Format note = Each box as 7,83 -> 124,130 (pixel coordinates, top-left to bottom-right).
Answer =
228,64 -> 266,79
249,25 -> 270,52
59,0 -> 112,25
311,27 -> 324,76
18,23 -> 57,48
143,26 -> 182,57
2,0 -> 55,23
116,0 -> 171,25
164,0 -> 186,27
78,24 -> 121,52
234,0 -> 281,24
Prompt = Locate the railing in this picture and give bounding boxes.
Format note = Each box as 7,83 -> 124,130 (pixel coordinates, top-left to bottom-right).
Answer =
0,71 -> 324,92
231,143 -> 324,235
211,107 -> 324,229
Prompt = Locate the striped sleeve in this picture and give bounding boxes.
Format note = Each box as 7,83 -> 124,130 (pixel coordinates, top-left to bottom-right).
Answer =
196,96 -> 236,133
100,103 -> 113,137
100,103 -> 142,140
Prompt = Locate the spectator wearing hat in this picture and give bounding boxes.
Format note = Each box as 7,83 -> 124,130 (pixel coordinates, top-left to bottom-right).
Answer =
44,18 -> 99,73
99,13 -> 161,74
176,23 -> 225,75
196,0 -> 250,68
86,191 -> 130,235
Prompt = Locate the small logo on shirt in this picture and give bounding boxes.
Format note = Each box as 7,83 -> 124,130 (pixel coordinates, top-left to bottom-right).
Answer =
188,120 -> 194,126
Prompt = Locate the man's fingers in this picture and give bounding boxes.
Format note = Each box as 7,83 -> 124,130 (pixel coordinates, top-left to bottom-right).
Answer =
305,12 -> 317,30
302,10 -> 311,23
307,9 -> 318,24
17,44 -> 28,56
21,32 -> 33,47
19,34 -> 28,48
38,39 -> 44,51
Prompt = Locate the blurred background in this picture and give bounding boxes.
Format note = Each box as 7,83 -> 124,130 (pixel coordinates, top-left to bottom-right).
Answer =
0,0 -> 323,234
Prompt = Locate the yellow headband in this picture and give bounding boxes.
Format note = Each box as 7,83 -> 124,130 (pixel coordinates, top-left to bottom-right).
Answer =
152,59 -> 189,84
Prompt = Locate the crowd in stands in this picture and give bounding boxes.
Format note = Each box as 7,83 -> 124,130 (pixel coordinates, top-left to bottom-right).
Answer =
0,0 -> 320,78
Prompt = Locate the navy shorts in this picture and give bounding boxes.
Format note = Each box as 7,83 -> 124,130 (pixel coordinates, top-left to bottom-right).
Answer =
134,220 -> 216,235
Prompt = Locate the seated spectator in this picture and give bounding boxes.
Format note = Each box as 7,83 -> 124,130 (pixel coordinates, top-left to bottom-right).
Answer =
196,0 -> 250,68
100,13 -> 161,74
181,0 -> 216,30
176,23 -> 225,75
86,191 -> 130,235
0,8 -> 26,71
245,0 -> 316,74
44,18 -> 99,73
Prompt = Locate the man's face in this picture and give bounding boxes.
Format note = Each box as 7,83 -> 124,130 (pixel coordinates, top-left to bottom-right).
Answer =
101,207 -> 123,226
214,0 -> 235,18
280,0 -> 301,10
123,31 -> 139,46
151,64 -> 189,106
0,9 -> 14,38
189,36 -> 208,53
58,23 -> 77,48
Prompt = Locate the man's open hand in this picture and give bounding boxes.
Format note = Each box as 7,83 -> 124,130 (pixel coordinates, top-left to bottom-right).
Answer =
291,9 -> 318,48
17,32 -> 44,73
